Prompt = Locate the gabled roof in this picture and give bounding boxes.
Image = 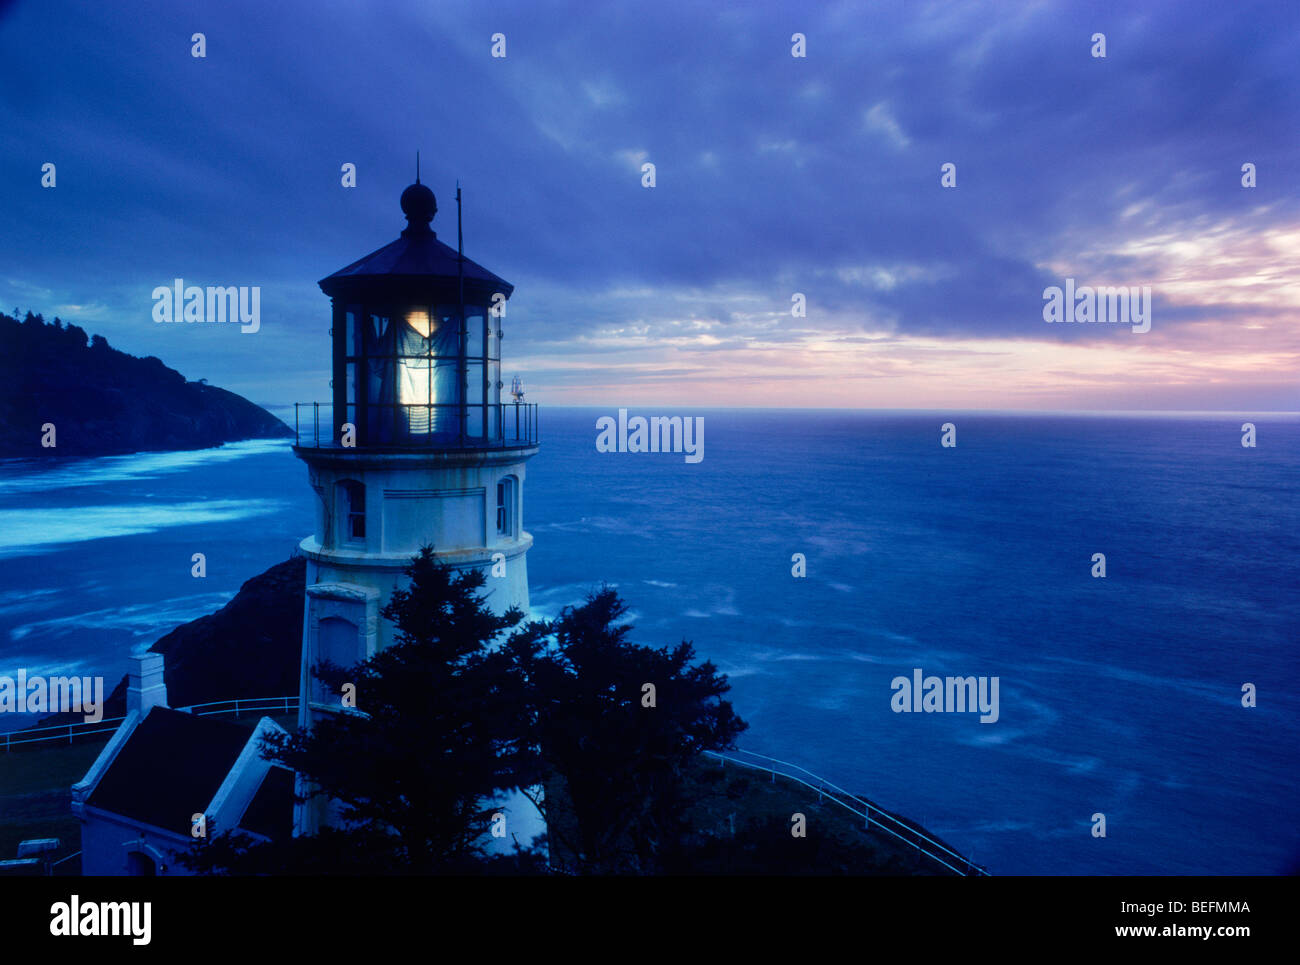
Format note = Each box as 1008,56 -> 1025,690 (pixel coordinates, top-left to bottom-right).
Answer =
238,766 -> 295,840
85,707 -> 251,836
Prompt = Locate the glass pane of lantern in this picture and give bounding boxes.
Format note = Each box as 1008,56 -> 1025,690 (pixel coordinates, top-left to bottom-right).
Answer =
433,357 -> 459,407
488,323 -> 501,361
396,309 -> 432,424
434,306 -> 460,358
367,358 -> 389,404
345,307 -> 361,357
465,306 -> 485,358
431,402 -> 457,438
466,404 -> 484,439
403,306 -> 433,341
398,355 -> 430,407
366,313 -> 392,354
365,398 -> 387,443
405,403 -> 431,437
489,359 -> 501,405
346,362 -> 357,404
465,361 -> 484,405
431,311 -> 457,359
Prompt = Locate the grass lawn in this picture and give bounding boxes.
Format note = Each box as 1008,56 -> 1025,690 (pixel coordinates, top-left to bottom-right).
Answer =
0,738 -> 110,875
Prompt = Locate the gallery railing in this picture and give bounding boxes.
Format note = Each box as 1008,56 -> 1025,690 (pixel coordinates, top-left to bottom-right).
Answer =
293,402 -> 538,450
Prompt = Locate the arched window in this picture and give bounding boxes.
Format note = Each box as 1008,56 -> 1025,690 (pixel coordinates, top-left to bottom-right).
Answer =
337,480 -> 365,543
496,476 -> 516,537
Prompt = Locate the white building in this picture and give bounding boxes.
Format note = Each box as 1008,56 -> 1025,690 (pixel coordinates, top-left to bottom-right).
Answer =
72,654 -> 293,875
291,178 -> 544,853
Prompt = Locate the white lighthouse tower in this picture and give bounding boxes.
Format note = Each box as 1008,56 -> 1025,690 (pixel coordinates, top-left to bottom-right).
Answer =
291,177 -> 540,841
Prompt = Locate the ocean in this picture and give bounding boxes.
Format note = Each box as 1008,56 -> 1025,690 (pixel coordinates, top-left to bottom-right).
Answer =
1,408 -> 1297,875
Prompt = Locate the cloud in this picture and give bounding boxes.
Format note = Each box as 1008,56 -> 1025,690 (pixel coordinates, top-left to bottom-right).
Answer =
0,0 -> 1296,409
863,102 -> 911,150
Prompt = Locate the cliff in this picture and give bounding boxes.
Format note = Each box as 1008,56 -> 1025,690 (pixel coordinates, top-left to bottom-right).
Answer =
0,310 -> 293,458
144,556 -> 306,709
39,557 -> 306,724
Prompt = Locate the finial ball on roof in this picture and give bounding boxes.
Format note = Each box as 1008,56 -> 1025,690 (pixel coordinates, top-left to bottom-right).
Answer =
400,182 -> 437,226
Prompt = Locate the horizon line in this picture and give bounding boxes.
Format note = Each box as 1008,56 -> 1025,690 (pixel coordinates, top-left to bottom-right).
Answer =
259,402 -> 1300,417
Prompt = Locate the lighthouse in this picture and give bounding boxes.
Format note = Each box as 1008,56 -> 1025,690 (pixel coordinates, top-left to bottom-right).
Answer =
291,176 -> 540,839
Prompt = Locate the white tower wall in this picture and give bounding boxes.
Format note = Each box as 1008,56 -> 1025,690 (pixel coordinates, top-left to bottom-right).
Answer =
291,445 -> 541,848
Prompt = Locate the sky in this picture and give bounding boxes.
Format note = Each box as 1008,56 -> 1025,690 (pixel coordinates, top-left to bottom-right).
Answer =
1,0 -> 1297,411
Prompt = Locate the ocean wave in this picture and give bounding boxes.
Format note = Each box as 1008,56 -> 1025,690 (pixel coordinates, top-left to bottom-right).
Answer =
530,515 -> 651,538
0,587 -> 62,616
682,608 -> 744,618
716,664 -> 766,679
679,585 -> 740,619
9,592 -> 235,644
0,439 -> 290,496
964,818 -> 1034,834
0,499 -> 286,559
1037,654 -> 1257,710
802,535 -> 871,556
957,729 -> 1023,747
0,651 -> 140,680
528,582 -> 596,602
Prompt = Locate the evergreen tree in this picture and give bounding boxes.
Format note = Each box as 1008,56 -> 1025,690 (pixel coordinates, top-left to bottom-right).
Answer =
183,547 -> 547,874
182,557 -> 746,876
508,587 -> 747,874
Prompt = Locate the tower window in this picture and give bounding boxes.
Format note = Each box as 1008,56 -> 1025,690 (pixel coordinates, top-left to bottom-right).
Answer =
339,480 -> 365,542
496,477 -> 515,536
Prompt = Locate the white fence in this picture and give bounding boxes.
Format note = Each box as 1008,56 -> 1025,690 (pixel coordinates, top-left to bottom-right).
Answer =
1,696 -> 298,752
704,747 -> 989,876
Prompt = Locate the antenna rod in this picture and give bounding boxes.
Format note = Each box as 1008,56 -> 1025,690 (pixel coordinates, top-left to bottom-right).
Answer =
416,151 -> 420,183
457,180 -> 466,445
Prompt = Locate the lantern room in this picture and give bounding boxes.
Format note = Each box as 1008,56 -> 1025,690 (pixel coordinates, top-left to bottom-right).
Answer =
300,177 -> 536,449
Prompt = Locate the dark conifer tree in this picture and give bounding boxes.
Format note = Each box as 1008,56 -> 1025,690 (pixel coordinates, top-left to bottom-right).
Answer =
507,587 -> 747,874
183,547 -> 547,874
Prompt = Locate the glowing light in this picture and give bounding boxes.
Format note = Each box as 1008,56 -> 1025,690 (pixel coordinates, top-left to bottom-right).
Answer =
405,309 -> 432,338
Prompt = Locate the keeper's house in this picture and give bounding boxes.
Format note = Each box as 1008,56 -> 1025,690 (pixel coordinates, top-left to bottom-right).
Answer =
72,654 -> 293,875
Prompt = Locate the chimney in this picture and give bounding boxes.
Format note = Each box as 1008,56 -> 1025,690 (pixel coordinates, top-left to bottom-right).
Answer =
127,653 -> 167,715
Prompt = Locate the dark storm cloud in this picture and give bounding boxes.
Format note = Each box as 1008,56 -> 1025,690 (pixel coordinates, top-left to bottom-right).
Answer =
0,0 -> 1296,398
